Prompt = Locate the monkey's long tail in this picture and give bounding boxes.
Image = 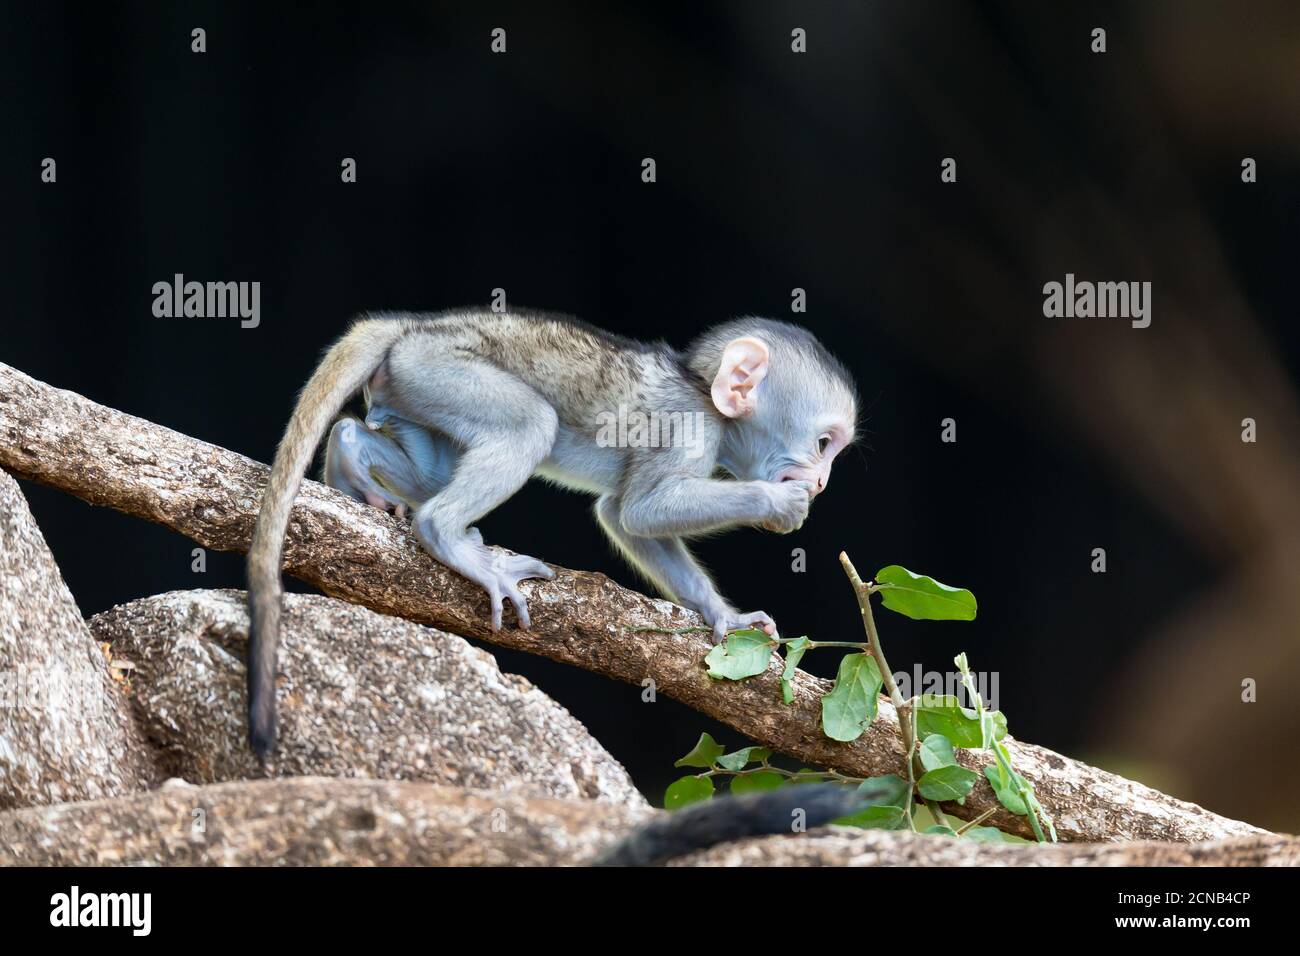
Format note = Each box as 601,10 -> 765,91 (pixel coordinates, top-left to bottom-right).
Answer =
246,317 -> 409,758
592,780 -> 896,866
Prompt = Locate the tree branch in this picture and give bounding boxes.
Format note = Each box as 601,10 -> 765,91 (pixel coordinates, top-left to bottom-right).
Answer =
0,777 -> 1292,867
674,828 -> 1300,867
0,362 -> 1267,843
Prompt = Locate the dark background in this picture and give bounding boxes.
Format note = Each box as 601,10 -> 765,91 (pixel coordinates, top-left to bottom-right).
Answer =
5,1 -> 1298,830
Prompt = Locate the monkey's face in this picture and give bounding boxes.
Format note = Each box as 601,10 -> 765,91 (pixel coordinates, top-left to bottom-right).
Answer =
769,419 -> 854,497
747,388 -> 855,498
710,333 -> 857,496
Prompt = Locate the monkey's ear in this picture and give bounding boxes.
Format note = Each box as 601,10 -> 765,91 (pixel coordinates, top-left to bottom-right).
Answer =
711,336 -> 770,418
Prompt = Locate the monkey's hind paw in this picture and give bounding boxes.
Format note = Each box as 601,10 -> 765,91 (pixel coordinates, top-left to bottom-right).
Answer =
479,552 -> 555,631
414,523 -> 554,631
362,490 -> 408,519
708,610 -> 778,645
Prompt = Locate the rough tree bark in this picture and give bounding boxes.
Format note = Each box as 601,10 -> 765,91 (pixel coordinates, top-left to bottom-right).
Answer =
0,777 -> 1291,867
0,470 -> 159,808
674,828 -> 1300,867
0,363 -> 1268,843
0,777 -> 653,866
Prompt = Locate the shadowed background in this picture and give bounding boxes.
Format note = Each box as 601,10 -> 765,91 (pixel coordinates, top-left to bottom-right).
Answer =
4,1 -> 1297,831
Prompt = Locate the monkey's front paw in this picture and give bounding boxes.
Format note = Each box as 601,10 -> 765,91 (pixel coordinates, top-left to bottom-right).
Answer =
760,480 -> 812,534
705,609 -> 778,645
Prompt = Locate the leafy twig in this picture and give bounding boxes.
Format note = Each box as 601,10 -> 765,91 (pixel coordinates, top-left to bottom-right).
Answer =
839,552 -> 948,829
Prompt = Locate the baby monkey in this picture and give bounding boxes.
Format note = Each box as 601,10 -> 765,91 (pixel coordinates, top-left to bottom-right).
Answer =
247,309 -> 857,756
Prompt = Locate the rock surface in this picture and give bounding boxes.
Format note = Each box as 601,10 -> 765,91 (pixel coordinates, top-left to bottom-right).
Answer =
90,589 -> 646,806
0,776 -> 651,865
0,470 -> 158,809
672,828 -> 1300,867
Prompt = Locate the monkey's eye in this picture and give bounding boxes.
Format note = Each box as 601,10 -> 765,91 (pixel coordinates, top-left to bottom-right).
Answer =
817,434 -> 832,456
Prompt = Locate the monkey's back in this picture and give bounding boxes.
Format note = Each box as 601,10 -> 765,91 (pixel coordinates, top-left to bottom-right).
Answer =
378,308 -> 698,426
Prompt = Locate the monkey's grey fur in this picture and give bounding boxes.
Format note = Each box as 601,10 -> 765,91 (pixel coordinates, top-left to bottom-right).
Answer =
248,308 -> 857,757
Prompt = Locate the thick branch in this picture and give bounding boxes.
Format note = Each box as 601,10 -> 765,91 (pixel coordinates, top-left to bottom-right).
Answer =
674,828 -> 1299,867
0,363 -> 1267,843
0,777 -> 1291,867
0,777 -> 652,866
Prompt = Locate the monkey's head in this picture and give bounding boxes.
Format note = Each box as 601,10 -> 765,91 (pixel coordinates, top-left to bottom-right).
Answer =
687,318 -> 857,497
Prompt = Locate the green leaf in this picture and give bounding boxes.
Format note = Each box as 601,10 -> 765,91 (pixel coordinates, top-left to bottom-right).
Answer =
963,826 -> 1032,845
835,804 -> 907,830
917,765 -> 980,802
874,566 -> 977,621
820,653 -> 883,742
918,733 -> 958,772
858,774 -> 911,808
664,775 -> 714,810
730,771 -> 785,795
674,732 -> 725,769
915,695 -> 1007,748
984,766 -> 1030,815
923,824 -> 959,837
835,775 -> 914,828
779,636 -> 811,705
704,629 -> 775,680
716,746 -> 772,771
